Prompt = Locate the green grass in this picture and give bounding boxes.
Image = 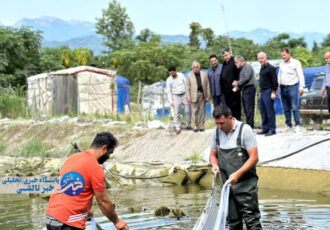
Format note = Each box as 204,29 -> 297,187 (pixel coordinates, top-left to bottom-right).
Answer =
20,138 -> 47,157
0,143 -> 5,154
185,152 -> 205,163
77,141 -> 90,152
0,86 -> 29,119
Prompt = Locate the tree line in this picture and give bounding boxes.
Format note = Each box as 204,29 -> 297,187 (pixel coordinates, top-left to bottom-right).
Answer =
1,0 -> 329,89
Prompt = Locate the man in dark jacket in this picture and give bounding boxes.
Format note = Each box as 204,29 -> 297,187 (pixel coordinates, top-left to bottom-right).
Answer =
233,55 -> 256,128
208,54 -> 224,107
257,52 -> 278,136
220,49 -> 241,120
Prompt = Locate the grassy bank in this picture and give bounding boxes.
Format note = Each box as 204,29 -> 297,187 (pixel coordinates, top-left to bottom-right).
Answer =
0,86 -> 29,119
0,119 -> 146,158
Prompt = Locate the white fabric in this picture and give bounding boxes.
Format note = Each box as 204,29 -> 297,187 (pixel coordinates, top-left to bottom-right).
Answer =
142,82 -> 170,116
51,65 -> 116,76
192,172 -> 223,230
27,73 -> 53,114
78,71 -> 117,114
90,217 -> 98,230
166,72 -> 186,103
27,66 -> 117,115
278,57 -> 305,89
172,93 -> 191,130
213,180 -> 231,230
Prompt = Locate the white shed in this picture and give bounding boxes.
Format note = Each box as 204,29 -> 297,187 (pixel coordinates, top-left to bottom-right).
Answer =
27,66 -> 117,115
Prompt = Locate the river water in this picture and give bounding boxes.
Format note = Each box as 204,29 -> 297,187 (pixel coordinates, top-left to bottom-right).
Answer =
0,180 -> 329,230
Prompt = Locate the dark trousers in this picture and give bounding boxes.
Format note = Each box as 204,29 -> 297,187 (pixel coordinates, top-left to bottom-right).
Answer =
224,91 -> 241,121
225,177 -> 262,230
242,85 -> 256,128
47,224 -> 83,230
327,87 -> 330,113
260,88 -> 276,132
46,215 -> 84,230
212,94 -> 226,108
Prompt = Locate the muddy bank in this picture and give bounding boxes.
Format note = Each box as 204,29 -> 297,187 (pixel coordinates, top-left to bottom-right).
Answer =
1,118 -> 330,196
0,117 -> 212,162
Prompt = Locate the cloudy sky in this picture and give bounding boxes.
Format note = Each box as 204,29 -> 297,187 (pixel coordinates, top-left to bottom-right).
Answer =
0,0 -> 329,35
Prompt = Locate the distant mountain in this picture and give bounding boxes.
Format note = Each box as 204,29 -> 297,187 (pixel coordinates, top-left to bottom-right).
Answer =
14,17 -> 327,55
229,28 -> 326,47
43,34 -> 106,55
158,34 -> 189,44
15,16 -> 95,41
230,28 -> 278,44
43,34 -> 189,55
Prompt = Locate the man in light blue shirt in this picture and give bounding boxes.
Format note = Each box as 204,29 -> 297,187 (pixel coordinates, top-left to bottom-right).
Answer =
323,51 -> 330,112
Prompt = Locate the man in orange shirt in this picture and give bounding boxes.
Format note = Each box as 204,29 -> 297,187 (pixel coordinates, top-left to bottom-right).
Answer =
46,132 -> 129,230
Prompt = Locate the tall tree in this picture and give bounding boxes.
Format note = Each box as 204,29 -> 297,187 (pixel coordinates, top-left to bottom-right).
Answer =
312,41 -> 319,53
189,22 -> 202,49
0,26 -> 42,87
288,37 -> 307,49
210,36 -> 260,61
201,28 -> 215,48
39,47 -> 64,72
96,0 -> 135,52
73,47 -> 93,66
136,29 -> 153,42
110,42 -> 185,84
59,46 -> 74,68
261,33 -> 290,59
321,33 -> 330,48
291,47 -> 313,67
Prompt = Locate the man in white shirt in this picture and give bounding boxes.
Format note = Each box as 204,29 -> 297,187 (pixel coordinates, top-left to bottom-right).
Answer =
321,51 -> 330,113
278,48 -> 305,129
167,66 -> 191,134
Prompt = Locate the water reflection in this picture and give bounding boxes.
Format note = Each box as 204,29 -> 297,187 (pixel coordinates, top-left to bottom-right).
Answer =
0,183 -> 329,230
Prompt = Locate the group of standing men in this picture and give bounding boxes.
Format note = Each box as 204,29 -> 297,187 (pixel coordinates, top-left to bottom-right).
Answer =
167,49 -> 244,135
167,62 -> 212,134
167,47 -> 312,136
44,50 -> 329,230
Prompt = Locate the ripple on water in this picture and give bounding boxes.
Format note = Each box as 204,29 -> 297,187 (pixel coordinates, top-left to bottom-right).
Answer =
0,184 -> 329,230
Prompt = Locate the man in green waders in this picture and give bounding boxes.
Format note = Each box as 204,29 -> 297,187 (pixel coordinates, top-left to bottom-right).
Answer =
209,105 -> 262,229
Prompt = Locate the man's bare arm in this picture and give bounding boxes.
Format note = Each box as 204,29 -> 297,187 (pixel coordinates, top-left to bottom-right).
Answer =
95,190 -> 128,230
209,148 -> 220,174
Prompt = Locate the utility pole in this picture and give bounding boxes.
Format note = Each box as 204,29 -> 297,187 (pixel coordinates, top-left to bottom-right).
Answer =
221,3 -> 233,54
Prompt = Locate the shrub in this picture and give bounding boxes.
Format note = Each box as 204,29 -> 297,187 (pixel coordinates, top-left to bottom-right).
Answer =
0,86 -> 29,118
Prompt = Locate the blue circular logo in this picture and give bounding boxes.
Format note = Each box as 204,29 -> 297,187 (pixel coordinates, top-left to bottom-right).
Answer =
60,172 -> 85,196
